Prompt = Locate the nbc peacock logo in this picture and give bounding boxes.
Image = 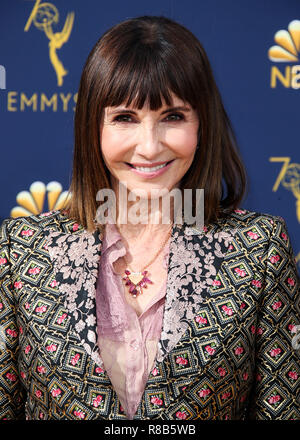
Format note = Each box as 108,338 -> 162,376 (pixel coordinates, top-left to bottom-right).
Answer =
268,20 -> 300,89
10,181 -> 71,218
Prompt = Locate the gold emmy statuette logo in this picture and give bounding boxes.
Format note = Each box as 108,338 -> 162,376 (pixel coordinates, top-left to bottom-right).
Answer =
268,20 -> 300,88
270,157 -> 300,222
24,0 -> 75,86
10,181 -> 71,218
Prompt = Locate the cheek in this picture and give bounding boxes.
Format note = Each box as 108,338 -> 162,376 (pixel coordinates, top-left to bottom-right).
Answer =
100,126 -> 129,162
168,129 -> 198,157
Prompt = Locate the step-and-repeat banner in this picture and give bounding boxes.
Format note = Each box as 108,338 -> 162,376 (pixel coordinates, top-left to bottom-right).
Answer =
0,0 -> 299,272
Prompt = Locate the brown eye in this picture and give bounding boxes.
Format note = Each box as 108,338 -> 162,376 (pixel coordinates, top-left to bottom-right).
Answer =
113,114 -> 134,122
165,113 -> 184,121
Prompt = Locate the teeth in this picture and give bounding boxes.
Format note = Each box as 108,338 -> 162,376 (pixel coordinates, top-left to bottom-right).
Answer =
133,162 -> 168,172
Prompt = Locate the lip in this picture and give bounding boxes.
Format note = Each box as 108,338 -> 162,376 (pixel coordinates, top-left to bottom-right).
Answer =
126,160 -> 174,178
129,160 -> 172,167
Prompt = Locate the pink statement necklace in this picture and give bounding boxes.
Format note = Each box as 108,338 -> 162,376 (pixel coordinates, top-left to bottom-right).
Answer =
118,224 -> 173,298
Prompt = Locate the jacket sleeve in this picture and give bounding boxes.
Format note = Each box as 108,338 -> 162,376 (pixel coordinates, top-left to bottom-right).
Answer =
0,219 -> 26,419
247,216 -> 300,419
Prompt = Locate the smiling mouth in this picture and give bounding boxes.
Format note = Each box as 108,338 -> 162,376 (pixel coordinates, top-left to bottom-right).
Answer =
126,160 -> 174,171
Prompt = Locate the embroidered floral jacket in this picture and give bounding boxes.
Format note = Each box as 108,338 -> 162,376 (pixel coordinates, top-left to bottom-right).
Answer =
0,209 -> 299,420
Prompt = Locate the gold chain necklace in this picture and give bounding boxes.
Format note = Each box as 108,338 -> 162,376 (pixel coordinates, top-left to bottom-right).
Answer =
116,224 -> 173,298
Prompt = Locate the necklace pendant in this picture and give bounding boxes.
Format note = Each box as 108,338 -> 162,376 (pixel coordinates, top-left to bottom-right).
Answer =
128,272 -> 144,285
123,269 -> 153,298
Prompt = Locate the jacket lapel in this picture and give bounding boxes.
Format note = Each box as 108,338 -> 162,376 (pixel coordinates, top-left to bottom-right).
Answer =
43,217 -> 236,370
156,221 -> 236,362
43,224 -> 104,368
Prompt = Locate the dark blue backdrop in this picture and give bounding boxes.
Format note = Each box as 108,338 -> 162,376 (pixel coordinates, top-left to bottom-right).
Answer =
0,0 -> 299,272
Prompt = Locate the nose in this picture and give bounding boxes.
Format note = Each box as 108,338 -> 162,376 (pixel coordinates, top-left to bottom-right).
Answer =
135,121 -> 164,158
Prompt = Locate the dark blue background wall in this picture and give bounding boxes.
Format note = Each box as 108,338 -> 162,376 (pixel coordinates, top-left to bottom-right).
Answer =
0,0 -> 299,272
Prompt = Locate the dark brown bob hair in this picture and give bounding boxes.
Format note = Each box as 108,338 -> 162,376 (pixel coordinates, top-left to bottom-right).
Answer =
64,15 -> 247,231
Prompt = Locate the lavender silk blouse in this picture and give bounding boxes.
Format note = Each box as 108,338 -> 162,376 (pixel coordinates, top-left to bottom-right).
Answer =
95,223 -> 171,419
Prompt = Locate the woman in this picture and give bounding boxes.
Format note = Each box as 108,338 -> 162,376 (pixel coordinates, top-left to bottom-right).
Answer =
0,15 -> 299,420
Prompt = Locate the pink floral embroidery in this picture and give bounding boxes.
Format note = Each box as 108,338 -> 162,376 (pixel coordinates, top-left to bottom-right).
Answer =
150,396 -> 163,407
21,229 -> 34,237
0,257 -> 7,265
6,328 -> 18,338
205,345 -> 216,356
212,279 -> 221,287
287,278 -> 295,287
218,366 -> 227,377
92,395 -> 103,407
234,346 -> 244,356
270,347 -> 282,357
176,356 -> 188,366
37,365 -> 46,375
151,367 -> 159,376
247,230 -> 259,240
6,372 -> 17,382
234,266 -> 246,277
221,304 -> 234,316
272,301 -> 282,310
269,254 -> 280,264
14,280 -> 23,289
24,344 -> 31,354
251,279 -> 262,288
268,395 -> 281,405
288,371 -> 298,380
221,391 -> 231,401
28,266 -> 40,275
198,387 -> 211,398
176,410 -> 188,419
51,388 -> 62,398
70,353 -> 81,366
95,367 -> 104,375
35,304 -> 47,314
74,409 -> 85,419
50,279 -> 58,288
57,313 -> 68,325
280,232 -> 288,241
46,343 -> 57,353
195,314 -> 207,325
35,389 -> 42,398
243,372 -> 249,381
288,324 -> 297,333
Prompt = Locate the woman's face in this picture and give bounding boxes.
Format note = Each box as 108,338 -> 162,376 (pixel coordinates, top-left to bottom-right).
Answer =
100,93 -> 199,197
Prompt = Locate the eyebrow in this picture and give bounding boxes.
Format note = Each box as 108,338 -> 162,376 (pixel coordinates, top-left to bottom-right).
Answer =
107,106 -> 192,116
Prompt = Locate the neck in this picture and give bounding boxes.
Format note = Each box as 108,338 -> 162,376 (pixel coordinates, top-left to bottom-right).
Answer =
111,181 -> 176,240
